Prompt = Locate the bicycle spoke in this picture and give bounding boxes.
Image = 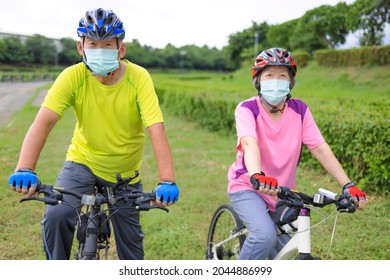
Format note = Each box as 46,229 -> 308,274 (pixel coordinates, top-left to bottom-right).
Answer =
206,205 -> 246,260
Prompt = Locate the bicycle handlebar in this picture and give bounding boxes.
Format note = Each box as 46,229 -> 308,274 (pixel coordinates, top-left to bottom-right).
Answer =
276,186 -> 356,213
20,182 -> 169,213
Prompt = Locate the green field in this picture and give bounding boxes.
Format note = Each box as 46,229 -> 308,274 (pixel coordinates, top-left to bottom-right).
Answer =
0,62 -> 389,259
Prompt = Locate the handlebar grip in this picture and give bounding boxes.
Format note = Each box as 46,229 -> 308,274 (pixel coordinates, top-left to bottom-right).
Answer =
337,197 -> 356,213
277,186 -> 290,199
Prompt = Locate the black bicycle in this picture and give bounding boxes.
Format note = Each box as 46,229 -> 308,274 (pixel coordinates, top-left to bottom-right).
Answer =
20,172 -> 168,260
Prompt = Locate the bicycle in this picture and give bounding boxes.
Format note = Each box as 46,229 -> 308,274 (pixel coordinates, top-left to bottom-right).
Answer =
20,172 -> 168,260
205,186 -> 356,260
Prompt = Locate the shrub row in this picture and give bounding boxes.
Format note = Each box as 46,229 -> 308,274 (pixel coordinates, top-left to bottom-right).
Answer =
292,51 -> 311,68
300,107 -> 389,193
0,72 -> 59,82
158,88 -> 237,135
314,45 -> 390,67
157,87 -> 389,194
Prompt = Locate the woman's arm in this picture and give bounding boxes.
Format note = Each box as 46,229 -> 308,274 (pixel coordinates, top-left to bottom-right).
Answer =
310,141 -> 350,187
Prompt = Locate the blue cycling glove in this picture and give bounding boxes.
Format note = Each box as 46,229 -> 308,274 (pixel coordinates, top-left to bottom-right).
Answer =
8,169 -> 39,190
154,180 -> 179,204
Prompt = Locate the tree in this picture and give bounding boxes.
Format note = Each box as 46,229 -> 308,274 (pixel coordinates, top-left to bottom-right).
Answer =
1,36 -> 30,65
267,19 -> 300,51
0,40 -> 7,62
25,34 -> 57,65
227,21 -> 270,68
58,38 -> 80,65
290,4 -> 349,52
348,0 -> 390,46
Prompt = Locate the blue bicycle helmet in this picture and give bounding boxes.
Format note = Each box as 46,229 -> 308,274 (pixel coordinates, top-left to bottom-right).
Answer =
77,8 -> 125,40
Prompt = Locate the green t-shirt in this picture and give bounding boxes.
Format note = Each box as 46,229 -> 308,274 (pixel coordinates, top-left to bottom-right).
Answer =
42,60 -> 163,182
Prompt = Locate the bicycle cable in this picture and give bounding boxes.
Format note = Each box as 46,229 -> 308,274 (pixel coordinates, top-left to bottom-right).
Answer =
300,206 -> 349,260
288,205 -> 341,259
292,205 -> 339,235
325,209 -> 349,259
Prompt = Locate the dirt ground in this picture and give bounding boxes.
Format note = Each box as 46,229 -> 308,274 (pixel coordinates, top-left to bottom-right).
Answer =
0,81 -> 49,127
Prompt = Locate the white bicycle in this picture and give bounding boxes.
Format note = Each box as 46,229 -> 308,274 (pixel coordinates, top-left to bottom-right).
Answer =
206,186 -> 356,260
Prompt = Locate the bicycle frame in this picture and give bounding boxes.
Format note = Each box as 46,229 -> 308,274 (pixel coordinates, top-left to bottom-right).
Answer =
210,228 -> 248,260
77,190 -> 108,260
273,208 -> 317,260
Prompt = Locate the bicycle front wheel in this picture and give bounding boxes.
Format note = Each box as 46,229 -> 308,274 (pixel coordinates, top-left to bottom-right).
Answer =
206,204 -> 246,260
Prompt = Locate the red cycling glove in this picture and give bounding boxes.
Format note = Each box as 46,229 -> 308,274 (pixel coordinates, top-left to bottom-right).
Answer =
342,181 -> 367,204
250,172 -> 278,191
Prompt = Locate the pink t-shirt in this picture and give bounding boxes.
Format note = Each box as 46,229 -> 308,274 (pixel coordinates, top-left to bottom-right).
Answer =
227,96 -> 325,212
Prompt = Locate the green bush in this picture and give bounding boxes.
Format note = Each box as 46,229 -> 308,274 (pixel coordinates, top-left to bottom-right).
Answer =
300,107 -> 389,193
0,71 -> 60,82
293,51 -> 311,68
158,88 -> 236,135
314,45 -> 390,67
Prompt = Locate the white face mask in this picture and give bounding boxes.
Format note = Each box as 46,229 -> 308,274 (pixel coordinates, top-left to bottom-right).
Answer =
260,79 -> 290,106
83,48 -> 119,76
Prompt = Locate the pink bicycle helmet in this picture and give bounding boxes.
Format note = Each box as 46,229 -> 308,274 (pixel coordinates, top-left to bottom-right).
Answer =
252,48 -> 297,78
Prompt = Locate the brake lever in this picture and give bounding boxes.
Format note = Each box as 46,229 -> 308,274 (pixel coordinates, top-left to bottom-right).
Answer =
20,196 -> 60,206
136,204 -> 169,212
276,199 -> 293,208
36,185 -> 63,201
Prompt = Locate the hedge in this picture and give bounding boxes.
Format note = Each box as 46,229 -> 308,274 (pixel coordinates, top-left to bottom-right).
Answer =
314,45 -> 390,67
292,51 -> 311,68
0,72 -> 59,82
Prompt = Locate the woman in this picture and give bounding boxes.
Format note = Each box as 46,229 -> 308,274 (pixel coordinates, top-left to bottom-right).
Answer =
227,47 -> 367,260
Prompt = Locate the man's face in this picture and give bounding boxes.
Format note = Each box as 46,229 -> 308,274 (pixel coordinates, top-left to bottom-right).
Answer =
76,37 -> 126,58
83,37 -> 118,49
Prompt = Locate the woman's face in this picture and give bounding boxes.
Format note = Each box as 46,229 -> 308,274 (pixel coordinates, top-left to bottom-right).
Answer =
260,66 -> 290,82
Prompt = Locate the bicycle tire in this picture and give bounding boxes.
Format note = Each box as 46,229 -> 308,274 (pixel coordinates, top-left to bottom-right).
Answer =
206,204 -> 246,260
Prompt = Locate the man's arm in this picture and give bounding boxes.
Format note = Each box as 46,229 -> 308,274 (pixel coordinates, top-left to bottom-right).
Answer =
15,107 -> 60,195
146,122 -> 176,183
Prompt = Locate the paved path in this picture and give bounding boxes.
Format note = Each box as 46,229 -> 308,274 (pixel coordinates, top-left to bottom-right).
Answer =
0,82 -> 49,127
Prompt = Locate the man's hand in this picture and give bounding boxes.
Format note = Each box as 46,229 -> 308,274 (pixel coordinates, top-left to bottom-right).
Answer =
8,168 -> 39,197
153,180 -> 179,207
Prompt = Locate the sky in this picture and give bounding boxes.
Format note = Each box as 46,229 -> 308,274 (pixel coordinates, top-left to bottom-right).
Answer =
0,0 -> 388,49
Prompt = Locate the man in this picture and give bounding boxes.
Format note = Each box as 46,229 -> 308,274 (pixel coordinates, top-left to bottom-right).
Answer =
8,8 -> 179,260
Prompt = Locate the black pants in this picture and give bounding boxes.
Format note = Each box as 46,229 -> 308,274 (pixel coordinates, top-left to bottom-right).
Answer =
41,161 -> 144,260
